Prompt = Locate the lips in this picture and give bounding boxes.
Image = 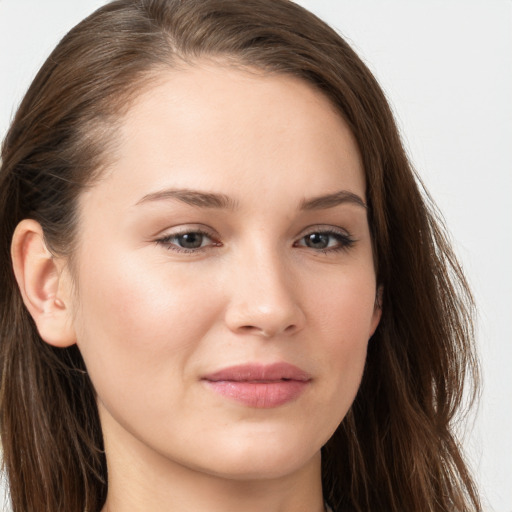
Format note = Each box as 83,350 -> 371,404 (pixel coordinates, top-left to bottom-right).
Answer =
202,363 -> 311,408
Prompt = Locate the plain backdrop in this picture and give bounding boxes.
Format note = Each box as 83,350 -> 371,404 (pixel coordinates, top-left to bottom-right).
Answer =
0,1 -> 511,511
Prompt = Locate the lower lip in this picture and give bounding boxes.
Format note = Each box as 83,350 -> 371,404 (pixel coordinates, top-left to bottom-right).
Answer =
203,380 -> 309,408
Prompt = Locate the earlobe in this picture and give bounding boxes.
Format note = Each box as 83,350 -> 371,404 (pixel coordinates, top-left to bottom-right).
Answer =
11,219 -> 76,347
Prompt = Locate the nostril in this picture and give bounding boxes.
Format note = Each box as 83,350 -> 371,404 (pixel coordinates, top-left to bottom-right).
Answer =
225,296 -> 306,338
238,325 -> 273,337
236,323 -> 298,338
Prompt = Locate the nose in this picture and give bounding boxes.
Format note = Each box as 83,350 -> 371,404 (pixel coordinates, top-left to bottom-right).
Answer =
224,249 -> 306,338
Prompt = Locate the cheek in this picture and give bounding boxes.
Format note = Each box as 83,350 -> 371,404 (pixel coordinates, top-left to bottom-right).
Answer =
305,265 -> 377,414
71,250 -> 222,398
308,262 -> 377,344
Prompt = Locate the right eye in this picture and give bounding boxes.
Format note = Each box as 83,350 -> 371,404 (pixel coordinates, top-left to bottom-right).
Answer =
155,229 -> 221,253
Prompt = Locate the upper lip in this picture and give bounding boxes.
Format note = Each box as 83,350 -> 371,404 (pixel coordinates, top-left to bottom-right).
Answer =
202,362 -> 311,382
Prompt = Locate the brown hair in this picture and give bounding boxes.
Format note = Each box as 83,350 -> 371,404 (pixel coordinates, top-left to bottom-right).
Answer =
0,1 -> 480,511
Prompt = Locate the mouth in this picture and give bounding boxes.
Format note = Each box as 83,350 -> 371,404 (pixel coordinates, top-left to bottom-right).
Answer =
201,362 -> 312,408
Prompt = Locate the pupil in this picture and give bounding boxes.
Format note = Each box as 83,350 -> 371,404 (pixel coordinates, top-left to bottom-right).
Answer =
307,233 -> 329,249
179,233 -> 203,249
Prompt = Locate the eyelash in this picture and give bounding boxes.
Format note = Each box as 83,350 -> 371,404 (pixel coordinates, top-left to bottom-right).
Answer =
155,227 -> 356,254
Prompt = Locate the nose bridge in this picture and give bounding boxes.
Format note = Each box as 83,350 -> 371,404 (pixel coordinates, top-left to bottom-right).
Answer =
224,239 -> 304,337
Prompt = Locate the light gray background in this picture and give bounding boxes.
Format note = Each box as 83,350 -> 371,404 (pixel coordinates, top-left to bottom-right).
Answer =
1,1 -> 511,511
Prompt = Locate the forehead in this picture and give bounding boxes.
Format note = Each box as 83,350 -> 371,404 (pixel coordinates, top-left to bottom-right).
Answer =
81,63 -> 365,214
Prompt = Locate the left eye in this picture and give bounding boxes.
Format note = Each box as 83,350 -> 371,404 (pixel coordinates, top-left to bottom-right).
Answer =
296,231 -> 354,251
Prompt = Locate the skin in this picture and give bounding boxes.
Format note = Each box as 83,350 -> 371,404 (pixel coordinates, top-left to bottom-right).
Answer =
13,64 -> 381,512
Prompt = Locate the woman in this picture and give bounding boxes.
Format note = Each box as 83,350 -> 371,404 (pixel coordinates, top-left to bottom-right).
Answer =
0,1 -> 481,511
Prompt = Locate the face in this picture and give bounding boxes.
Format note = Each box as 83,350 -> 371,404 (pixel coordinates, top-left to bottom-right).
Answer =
68,64 -> 381,481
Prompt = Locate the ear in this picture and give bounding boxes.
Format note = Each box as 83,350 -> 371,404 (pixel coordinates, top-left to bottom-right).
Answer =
11,219 -> 76,347
369,285 -> 383,337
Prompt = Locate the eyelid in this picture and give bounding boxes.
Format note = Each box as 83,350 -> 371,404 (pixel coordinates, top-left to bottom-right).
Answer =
296,224 -> 353,240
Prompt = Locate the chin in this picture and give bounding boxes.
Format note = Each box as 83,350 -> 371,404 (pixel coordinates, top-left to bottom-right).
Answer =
188,431 -> 323,481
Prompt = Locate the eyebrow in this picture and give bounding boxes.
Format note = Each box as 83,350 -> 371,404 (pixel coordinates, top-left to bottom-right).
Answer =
135,188 -> 366,211
300,190 -> 367,210
135,188 -> 238,210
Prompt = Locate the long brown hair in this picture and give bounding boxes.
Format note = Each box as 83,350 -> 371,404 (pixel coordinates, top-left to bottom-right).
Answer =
0,1 -> 480,511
